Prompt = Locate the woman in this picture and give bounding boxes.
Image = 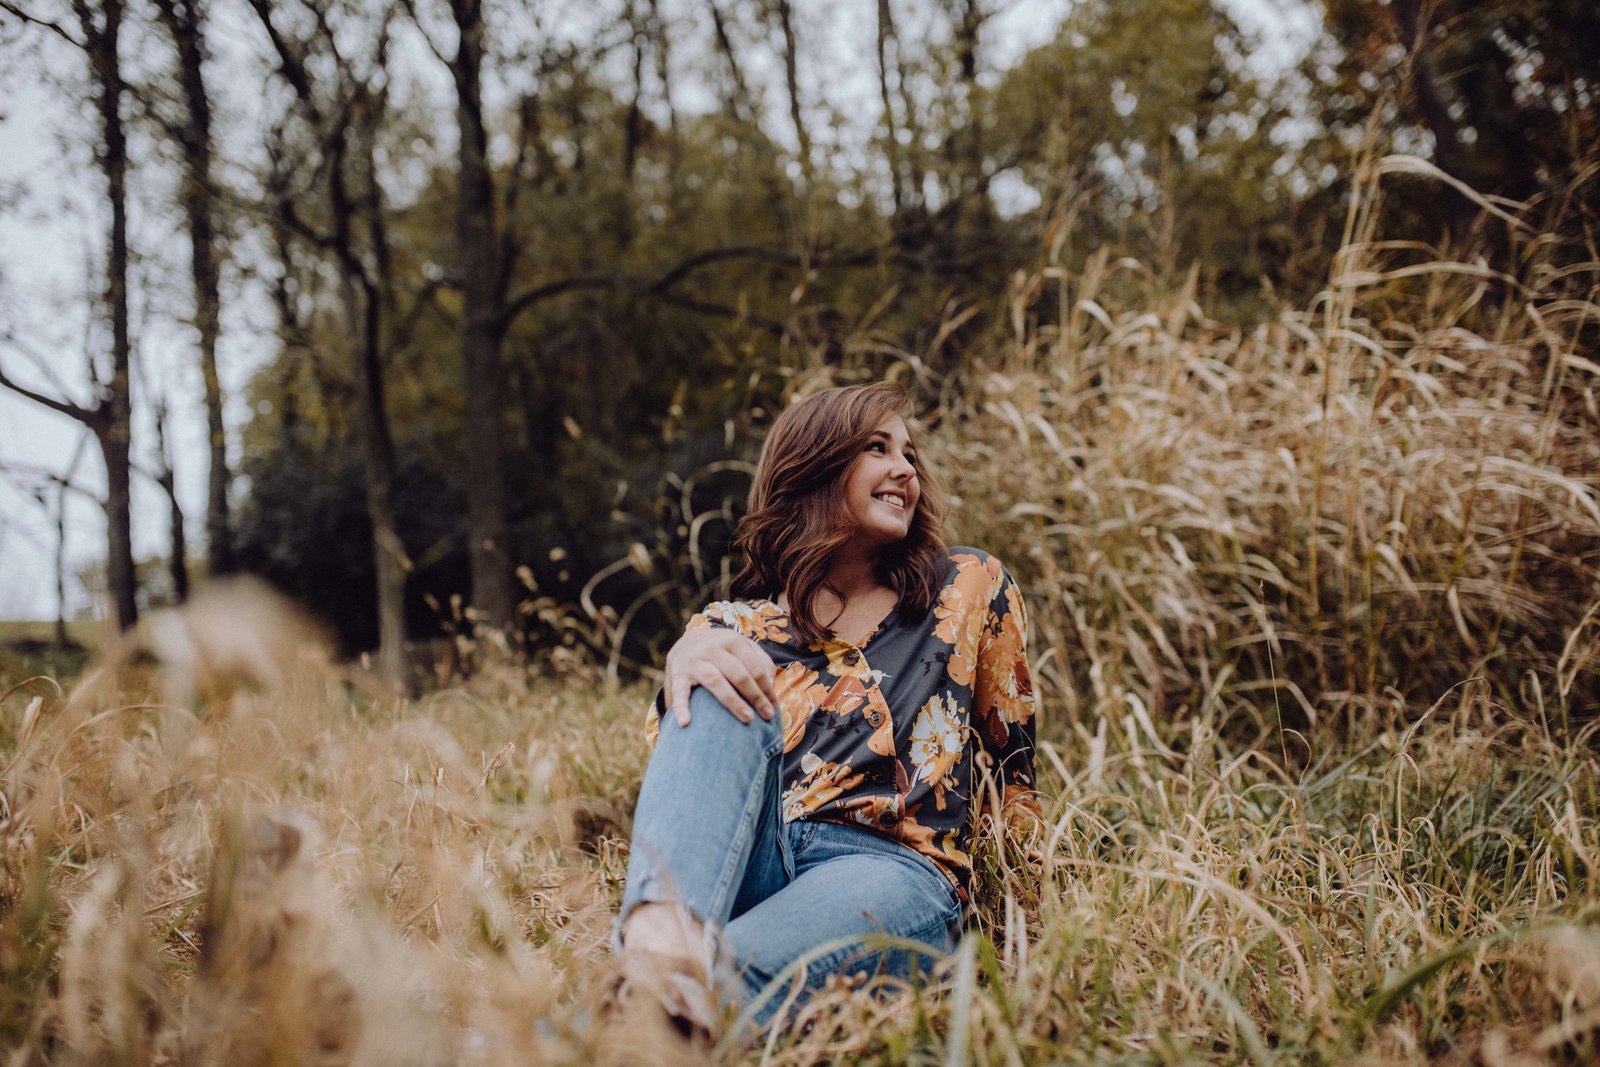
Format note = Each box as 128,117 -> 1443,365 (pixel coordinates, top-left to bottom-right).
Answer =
615,382 -> 1041,1032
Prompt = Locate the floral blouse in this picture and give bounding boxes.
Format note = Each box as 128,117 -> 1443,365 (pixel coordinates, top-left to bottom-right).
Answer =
646,547 -> 1041,901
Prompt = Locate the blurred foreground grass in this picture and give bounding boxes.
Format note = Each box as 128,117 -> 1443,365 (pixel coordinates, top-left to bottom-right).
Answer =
3,156 -> 1599,1063
2,658 -> 1596,1065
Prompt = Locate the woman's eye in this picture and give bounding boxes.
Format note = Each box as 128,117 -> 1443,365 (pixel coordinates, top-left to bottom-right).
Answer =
866,441 -> 886,453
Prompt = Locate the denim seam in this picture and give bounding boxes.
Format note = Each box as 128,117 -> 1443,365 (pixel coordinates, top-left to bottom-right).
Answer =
705,733 -> 786,923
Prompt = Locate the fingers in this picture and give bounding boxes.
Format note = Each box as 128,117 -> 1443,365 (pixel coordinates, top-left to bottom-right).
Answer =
665,670 -> 689,728
671,646 -> 761,724
662,630 -> 776,726
708,647 -> 773,722
728,640 -> 778,716
696,664 -> 760,724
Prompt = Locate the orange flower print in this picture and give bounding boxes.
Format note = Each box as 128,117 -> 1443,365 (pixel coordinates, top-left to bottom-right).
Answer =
976,582 -> 1034,729
1000,783 -> 1045,836
709,600 -> 791,643
933,553 -> 1001,686
814,676 -> 895,752
909,692 -> 967,810
898,805 -> 973,874
775,663 -> 830,751
819,675 -> 869,718
782,753 -> 865,821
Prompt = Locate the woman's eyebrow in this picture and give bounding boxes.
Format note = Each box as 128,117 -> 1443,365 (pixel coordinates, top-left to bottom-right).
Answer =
869,428 -> 917,453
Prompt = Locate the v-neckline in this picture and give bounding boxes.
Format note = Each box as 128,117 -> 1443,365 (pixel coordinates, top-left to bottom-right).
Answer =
764,597 -> 898,650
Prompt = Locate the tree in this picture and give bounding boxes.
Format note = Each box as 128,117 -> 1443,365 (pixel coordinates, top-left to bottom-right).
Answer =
985,0 -> 1294,291
403,0 -> 517,631
152,398 -> 189,603
249,0 -> 410,687
0,0 -> 139,630
150,0 -> 232,577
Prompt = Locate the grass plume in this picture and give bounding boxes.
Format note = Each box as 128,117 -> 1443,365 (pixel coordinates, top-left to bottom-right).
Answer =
2,158 -> 1599,1063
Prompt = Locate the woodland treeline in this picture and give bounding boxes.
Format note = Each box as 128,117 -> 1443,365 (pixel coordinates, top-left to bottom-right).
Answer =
0,0 -> 1595,686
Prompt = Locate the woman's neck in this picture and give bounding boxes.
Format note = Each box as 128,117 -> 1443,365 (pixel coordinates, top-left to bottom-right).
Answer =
825,544 -> 883,600
773,546 -> 887,614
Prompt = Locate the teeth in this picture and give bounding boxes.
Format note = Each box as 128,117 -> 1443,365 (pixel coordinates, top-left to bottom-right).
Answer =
875,493 -> 906,507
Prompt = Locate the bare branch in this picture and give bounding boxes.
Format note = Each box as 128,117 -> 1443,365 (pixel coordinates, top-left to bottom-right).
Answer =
0,0 -> 85,48
500,275 -> 615,323
0,458 -> 103,504
654,290 -> 785,337
0,359 -> 94,424
396,0 -> 451,68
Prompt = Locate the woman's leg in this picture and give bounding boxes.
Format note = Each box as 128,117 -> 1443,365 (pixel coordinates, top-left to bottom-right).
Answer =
723,820 -> 962,1026
617,687 -> 791,961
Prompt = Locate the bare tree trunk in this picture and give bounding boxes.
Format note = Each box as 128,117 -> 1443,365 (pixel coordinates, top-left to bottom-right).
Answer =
883,0 -> 926,215
265,152 -> 306,446
341,123 -> 408,690
449,0 -> 516,631
250,0 -> 409,687
876,0 -> 906,217
346,270 -> 407,687
155,400 -> 190,603
771,0 -> 812,187
706,0 -> 755,125
53,481 -> 70,648
78,0 -> 138,630
0,0 -> 138,632
645,0 -> 680,193
1391,0 -> 1466,176
943,0 -> 984,199
622,0 -> 645,190
152,0 -> 231,576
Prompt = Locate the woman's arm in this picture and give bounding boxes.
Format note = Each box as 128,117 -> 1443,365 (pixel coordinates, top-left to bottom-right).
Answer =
973,564 -> 1043,834
663,623 -> 776,726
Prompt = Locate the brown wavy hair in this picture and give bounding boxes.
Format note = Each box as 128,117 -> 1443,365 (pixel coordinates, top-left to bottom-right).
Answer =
731,383 -> 948,645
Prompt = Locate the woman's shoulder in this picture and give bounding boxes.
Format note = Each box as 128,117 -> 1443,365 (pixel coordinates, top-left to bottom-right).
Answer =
938,547 -> 1024,603
942,545 -> 1010,575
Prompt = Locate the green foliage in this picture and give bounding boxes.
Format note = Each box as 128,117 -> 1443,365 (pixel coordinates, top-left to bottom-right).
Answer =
232,440 -> 471,653
987,0 -> 1296,291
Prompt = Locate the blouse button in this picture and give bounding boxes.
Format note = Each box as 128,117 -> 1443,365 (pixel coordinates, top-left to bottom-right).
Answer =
879,810 -> 900,827
867,710 -> 884,727
843,649 -> 861,665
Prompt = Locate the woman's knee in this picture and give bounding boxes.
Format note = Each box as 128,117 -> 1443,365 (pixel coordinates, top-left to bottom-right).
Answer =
684,686 -> 782,748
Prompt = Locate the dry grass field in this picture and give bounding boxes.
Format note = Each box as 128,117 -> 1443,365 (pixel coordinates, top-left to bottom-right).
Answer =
3,160 -> 1598,1064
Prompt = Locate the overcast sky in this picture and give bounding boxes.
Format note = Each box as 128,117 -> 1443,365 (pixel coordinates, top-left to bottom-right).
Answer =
0,0 -> 1319,622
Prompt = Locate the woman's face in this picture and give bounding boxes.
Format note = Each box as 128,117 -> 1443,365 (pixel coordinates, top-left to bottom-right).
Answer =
841,416 -> 921,549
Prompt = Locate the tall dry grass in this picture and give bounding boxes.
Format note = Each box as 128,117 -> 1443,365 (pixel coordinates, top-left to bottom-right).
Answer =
943,154 -> 1600,737
3,157 -> 1599,1064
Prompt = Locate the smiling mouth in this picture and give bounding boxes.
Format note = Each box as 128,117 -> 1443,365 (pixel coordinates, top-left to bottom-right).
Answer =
873,492 -> 909,509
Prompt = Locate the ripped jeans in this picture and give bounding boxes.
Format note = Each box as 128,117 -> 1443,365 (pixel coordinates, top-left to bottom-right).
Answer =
615,688 -> 962,1026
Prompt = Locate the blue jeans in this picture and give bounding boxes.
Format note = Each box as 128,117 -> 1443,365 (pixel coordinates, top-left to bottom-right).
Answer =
617,688 -> 962,1025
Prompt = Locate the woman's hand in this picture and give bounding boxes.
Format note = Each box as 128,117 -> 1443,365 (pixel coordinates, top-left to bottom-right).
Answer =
664,627 -> 777,727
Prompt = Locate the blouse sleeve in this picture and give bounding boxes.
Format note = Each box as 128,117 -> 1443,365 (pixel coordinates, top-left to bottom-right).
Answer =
972,563 -> 1043,835
643,607 -> 728,748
